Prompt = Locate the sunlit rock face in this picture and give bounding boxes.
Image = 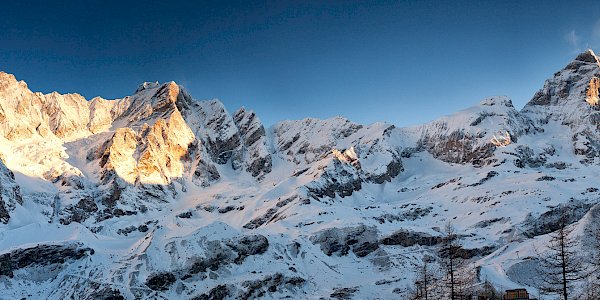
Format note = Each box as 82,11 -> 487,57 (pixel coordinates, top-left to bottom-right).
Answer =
42,92 -> 91,140
88,96 -> 130,134
99,127 -> 139,184
586,77 -> 600,106
0,71 -> 273,201
490,131 -> 512,147
0,72 -> 122,141
0,72 -> 55,140
95,83 -> 195,185
137,110 -> 195,183
332,146 -> 359,167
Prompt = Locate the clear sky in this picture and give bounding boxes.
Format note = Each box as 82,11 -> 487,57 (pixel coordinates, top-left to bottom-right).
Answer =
2,1 -> 600,127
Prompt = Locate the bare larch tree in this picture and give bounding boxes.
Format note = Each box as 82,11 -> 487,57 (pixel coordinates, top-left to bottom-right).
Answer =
438,222 -> 464,300
537,214 -> 585,300
412,259 -> 440,300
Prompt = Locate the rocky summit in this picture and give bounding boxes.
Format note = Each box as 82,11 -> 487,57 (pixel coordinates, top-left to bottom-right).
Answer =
1,50 -> 600,299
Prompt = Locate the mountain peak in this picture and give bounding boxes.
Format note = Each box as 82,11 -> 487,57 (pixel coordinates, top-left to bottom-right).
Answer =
135,81 -> 160,93
0,71 -> 16,82
0,71 -> 27,90
574,48 -> 600,64
524,50 -> 600,108
479,96 -> 513,107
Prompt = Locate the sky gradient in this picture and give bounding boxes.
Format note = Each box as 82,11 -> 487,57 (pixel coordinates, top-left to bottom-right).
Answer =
2,0 -> 600,126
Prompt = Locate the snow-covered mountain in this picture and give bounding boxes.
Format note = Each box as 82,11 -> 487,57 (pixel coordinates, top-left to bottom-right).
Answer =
1,50 -> 600,299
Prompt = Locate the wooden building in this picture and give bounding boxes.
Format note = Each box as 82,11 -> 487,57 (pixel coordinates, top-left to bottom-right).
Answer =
504,288 -> 529,300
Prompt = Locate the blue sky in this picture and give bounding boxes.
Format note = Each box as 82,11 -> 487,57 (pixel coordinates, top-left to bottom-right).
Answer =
1,1 -> 600,126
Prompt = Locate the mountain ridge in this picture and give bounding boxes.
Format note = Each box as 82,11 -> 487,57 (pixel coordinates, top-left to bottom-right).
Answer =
0,50 -> 600,299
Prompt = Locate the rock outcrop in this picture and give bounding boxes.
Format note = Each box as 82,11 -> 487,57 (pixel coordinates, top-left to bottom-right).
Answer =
232,107 -> 272,178
380,229 -> 442,247
194,100 -> 241,164
310,225 -> 380,257
0,243 -> 93,278
0,159 -> 22,224
586,77 -> 600,106
273,117 -> 363,164
305,154 -> 362,199
417,96 -> 535,166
